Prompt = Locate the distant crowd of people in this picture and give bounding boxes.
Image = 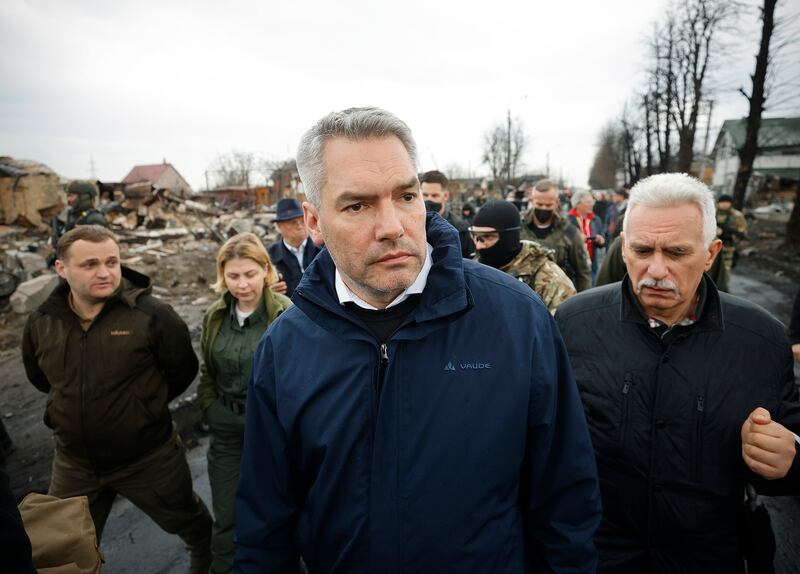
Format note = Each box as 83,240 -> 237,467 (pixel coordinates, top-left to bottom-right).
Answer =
3,106 -> 799,574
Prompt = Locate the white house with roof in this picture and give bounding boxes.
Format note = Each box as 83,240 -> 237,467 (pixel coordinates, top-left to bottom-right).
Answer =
711,117 -> 800,196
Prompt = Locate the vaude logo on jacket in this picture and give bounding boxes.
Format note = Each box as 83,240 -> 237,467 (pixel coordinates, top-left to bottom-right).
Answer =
444,361 -> 492,371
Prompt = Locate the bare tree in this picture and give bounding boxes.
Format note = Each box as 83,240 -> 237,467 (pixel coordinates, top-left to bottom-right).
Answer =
588,123 -> 623,189
481,115 -> 528,190
482,126 -> 506,190
670,0 -> 738,172
208,151 -> 259,188
620,104 -> 644,186
648,17 -> 677,173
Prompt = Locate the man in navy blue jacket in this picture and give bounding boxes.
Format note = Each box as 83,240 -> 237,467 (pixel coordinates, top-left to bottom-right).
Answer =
234,107 -> 601,573
267,198 -> 322,298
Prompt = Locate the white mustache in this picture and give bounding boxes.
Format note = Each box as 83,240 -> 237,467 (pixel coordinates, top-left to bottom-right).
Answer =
637,277 -> 680,299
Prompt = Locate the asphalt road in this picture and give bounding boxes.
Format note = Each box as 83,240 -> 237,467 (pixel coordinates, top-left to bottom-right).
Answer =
95,270 -> 800,573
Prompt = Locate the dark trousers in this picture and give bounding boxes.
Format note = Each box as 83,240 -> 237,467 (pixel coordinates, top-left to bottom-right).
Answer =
206,399 -> 245,574
48,433 -> 212,570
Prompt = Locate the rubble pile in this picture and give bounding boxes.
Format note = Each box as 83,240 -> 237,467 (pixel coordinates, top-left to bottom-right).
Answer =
0,157 -> 64,229
0,180 -> 282,314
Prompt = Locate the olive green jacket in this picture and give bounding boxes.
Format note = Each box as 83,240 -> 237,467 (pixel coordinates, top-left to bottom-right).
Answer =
197,288 -> 292,411
501,240 -> 577,314
520,210 -> 592,292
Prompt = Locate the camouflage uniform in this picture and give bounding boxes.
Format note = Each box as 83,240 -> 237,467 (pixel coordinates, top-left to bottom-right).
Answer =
501,240 -> 577,314
520,210 -> 592,292
716,208 -> 747,272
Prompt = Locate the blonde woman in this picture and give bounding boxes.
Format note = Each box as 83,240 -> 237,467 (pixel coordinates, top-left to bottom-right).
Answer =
198,233 -> 291,573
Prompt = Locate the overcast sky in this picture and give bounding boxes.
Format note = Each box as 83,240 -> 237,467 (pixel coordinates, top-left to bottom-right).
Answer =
1,0 -> 797,191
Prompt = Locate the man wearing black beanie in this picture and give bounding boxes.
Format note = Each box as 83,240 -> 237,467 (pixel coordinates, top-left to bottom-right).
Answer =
472,200 -> 575,313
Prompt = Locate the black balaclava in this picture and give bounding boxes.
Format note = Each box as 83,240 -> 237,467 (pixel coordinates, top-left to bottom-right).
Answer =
473,200 -> 522,268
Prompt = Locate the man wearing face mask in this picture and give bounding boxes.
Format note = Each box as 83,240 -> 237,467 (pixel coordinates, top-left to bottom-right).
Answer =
521,179 -> 592,292
472,200 -> 576,314
420,170 -> 475,258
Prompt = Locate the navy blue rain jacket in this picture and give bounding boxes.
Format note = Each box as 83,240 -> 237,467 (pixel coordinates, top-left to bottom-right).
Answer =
234,213 -> 601,573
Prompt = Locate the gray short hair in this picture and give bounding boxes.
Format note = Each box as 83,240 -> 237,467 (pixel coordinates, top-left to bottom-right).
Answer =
623,173 -> 716,245
570,189 -> 593,208
296,107 -> 419,208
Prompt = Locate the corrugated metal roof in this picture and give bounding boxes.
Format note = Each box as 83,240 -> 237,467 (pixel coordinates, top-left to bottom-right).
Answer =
720,117 -> 800,150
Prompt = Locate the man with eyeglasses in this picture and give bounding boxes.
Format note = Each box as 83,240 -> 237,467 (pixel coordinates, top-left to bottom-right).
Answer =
471,200 -> 575,314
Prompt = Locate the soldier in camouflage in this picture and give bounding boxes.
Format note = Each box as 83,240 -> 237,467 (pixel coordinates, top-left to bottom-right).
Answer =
521,179 -> 592,292
715,194 -> 747,273
471,200 -> 576,314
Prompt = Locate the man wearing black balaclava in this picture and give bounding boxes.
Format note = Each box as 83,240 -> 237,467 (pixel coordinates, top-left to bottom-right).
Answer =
420,170 -> 475,258
472,200 -> 576,314
472,200 -> 523,268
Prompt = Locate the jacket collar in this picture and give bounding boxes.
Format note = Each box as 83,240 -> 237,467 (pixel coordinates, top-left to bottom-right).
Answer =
619,273 -> 724,332
293,212 -> 471,341
272,236 -> 319,263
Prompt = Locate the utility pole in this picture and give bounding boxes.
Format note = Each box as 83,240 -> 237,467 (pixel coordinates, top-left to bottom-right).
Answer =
699,99 -> 714,183
506,108 -> 512,187
89,157 -> 97,180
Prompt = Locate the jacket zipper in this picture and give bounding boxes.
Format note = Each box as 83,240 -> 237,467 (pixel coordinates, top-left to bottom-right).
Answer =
374,343 -> 388,416
618,373 -> 633,451
693,395 -> 705,482
80,330 -> 88,456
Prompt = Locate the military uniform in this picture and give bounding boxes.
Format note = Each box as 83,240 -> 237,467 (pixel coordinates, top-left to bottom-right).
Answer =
716,208 -> 747,272
500,240 -> 576,314
520,210 -> 592,292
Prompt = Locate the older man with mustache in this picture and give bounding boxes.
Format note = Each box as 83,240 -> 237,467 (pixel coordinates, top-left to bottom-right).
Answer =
555,173 -> 800,573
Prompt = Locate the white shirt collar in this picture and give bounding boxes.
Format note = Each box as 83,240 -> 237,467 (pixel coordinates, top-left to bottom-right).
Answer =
283,237 -> 308,267
335,243 -> 433,310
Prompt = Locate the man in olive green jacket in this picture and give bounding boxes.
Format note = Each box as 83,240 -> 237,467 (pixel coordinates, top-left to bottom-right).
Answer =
521,179 -> 592,292
22,225 -> 212,573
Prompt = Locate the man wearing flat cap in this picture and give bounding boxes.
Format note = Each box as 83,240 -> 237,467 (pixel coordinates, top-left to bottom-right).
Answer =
267,197 -> 321,297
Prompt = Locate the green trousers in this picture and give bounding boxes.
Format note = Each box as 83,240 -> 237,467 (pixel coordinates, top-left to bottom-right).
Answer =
49,432 -> 212,573
206,399 -> 246,574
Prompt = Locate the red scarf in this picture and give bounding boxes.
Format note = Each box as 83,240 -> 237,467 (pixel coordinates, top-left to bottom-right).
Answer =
569,208 -> 595,259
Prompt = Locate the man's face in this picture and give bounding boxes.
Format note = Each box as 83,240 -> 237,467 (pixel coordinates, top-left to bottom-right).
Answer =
529,188 -> 559,222
67,193 -> 79,206
304,136 -> 426,308
576,194 -> 595,215
612,193 -> 625,205
55,239 -> 122,303
421,182 -> 449,214
622,203 -> 721,319
276,216 -> 308,247
468,226 -> 500,250
717,200 -> 732,211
